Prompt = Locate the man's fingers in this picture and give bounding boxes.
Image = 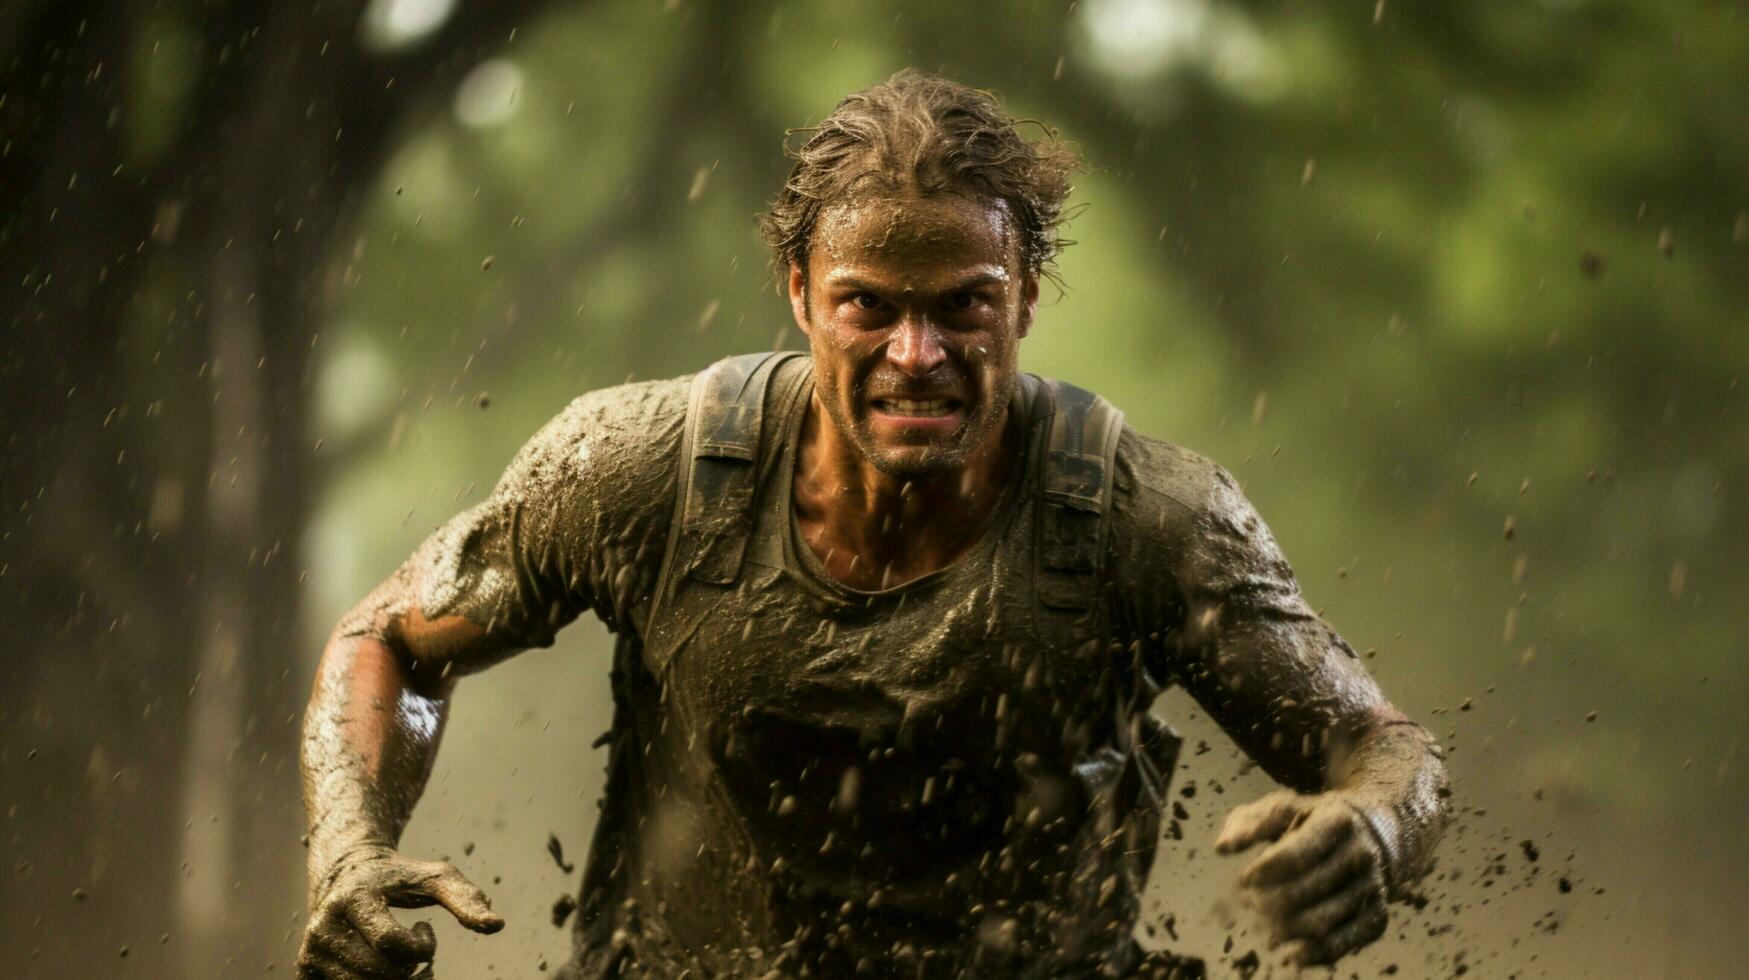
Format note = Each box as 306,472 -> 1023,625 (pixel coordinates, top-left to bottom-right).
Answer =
422,863 -> 505,934
1214,789 -> 1304,855
348,899 -> 438,963
1288,893 -> 1388,966
1257,835 -> 1378,913
1275,870 -> 1378,944
303,910 -> 408,979
1240,806 -> 1354,888
298,947 -> 367,980
316,926 -> 409,978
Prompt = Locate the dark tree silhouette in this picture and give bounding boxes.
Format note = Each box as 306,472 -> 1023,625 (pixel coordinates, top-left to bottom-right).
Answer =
0,2 -> 560,970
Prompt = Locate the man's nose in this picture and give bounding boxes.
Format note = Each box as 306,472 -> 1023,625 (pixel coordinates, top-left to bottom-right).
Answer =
886,317 -> 947,377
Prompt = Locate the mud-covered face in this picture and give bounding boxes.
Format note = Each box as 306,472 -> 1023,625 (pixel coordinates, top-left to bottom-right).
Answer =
789,190 -> 1038,479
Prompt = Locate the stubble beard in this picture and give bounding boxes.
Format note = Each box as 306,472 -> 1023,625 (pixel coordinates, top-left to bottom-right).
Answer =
830,365 -> 1017,483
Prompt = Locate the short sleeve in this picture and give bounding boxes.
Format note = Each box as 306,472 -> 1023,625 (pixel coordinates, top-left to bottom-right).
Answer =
1111,430 -> 1384,791
394,376 -> 690,649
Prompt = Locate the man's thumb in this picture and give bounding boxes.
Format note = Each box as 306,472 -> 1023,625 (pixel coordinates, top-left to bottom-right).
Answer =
427,865 -> 505,934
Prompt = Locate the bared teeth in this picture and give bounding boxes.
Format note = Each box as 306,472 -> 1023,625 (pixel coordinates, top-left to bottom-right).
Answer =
878,398 -> 952,416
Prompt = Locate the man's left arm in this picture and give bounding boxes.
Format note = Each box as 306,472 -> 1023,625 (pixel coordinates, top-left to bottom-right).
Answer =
1136,458 -> 1448,966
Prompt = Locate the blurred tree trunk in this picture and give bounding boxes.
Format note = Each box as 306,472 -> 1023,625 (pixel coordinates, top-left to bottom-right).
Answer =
0,1 -> 559,971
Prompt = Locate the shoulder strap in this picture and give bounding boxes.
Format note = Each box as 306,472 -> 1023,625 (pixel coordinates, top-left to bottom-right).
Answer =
1034,376 -> 1124,610
660,351 -> 801,597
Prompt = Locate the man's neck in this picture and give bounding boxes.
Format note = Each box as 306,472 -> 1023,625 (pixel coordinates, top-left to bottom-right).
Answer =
793,392 -> 1020,591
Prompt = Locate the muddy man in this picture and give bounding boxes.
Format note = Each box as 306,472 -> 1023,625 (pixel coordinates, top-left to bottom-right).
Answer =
298,70 -> 1447,979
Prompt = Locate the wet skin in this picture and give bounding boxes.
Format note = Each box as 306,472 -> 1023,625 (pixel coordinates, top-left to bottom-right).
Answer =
296,189 -> 1447,976
299,610 -> 507,978
788,189 -> 1036,590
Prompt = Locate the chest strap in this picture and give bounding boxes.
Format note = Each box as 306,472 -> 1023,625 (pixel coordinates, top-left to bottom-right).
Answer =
661,358 -> 1121,609
669,351 -> 801,588
1034,377 -> 1124,610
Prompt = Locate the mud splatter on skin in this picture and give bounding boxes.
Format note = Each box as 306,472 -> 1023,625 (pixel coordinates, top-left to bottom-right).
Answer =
298,382 -> 685,976
297,622 -> 505,976
791,189 -> 1035,589
798,191 -> 1029,467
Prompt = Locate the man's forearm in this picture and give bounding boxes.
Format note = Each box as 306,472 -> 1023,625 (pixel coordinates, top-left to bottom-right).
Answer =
1331,720 -> 1449,897
301,632 -> 452,896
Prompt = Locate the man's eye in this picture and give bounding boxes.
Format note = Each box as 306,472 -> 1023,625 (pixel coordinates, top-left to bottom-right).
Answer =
949,292 -> 977,310
853,293 -> 881,310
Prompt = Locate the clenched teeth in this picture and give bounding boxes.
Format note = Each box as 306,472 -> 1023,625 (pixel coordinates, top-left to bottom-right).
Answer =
876,398 -> 954,417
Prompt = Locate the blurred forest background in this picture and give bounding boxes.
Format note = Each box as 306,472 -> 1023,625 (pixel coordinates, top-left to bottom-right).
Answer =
2,0 -> 1744,976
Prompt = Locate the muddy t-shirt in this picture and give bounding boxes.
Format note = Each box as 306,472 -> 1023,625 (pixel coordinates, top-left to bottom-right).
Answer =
409,356 -> 1373,978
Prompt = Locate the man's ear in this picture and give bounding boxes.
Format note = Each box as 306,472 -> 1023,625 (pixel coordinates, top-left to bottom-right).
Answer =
787,263 -> 811,337
1017,272 -> 1040,339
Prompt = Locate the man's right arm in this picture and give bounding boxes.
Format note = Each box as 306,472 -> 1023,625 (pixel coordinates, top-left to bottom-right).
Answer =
296,378 -> 689,978
296,566 -> 523,978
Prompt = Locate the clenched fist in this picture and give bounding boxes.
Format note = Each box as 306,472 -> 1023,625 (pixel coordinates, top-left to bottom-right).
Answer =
298,844 -> 504,979
1215,789 -> 1395,968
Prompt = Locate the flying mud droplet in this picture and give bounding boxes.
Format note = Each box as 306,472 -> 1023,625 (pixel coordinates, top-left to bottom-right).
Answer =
547,832 -> 575,874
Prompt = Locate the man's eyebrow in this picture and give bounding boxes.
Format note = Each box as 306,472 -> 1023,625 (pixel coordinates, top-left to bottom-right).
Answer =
945,271 -> 1007,292
822,274 -> 887,293
822,269 -> 1009,293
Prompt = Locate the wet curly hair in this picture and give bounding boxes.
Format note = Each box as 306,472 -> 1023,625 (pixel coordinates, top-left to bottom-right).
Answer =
758,69 -> 1081,292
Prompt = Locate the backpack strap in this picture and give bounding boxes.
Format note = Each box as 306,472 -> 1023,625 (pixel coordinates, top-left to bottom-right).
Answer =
1034,377 -> 1124,610
664,351 -> 801,592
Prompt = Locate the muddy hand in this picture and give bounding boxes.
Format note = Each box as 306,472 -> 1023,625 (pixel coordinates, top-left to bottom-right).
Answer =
297,844 -> 503,979
1215,789 -> 1389,967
